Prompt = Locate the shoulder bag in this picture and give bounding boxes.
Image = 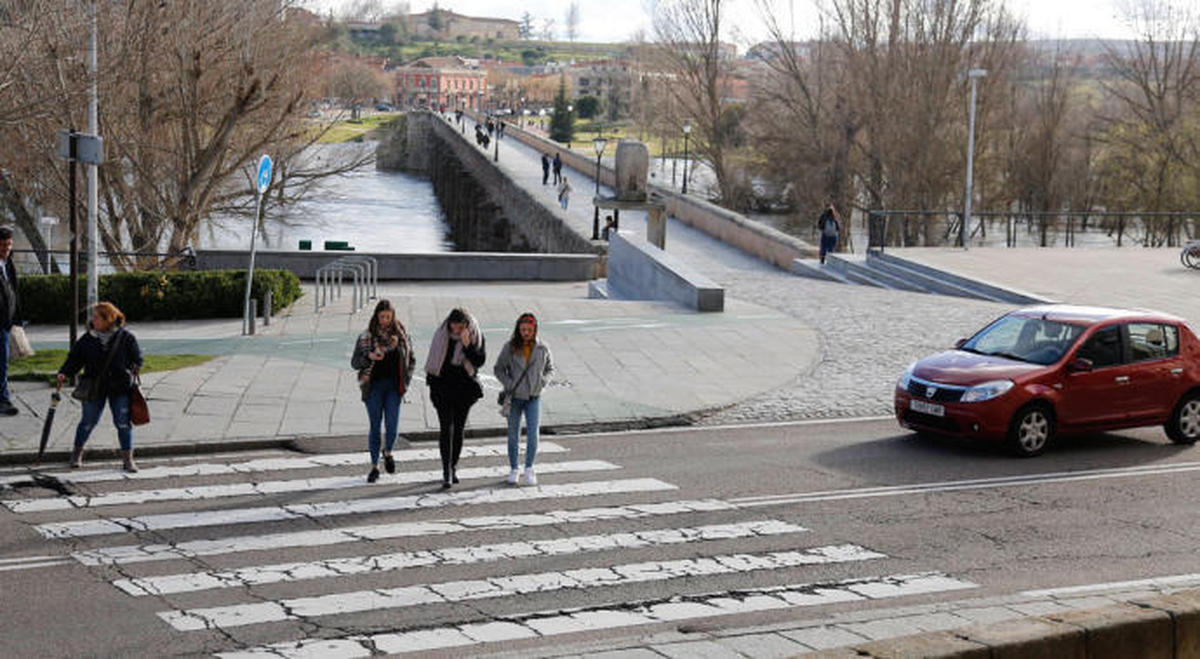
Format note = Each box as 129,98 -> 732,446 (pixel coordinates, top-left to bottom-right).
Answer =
498,354 -> 533,418
71,331 -> 123,402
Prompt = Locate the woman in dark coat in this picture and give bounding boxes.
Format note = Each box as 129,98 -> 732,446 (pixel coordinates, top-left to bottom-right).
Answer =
424,307 -> 486,489
56,302 -> 144,472
351,299 -> 416,483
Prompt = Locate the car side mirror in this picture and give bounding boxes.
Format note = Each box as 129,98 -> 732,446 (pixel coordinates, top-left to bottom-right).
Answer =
954,338 -> 968,349
1066,357 -> 1094,373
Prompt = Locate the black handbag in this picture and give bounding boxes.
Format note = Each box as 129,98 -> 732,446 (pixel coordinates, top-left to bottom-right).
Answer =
71,331 -> 124,402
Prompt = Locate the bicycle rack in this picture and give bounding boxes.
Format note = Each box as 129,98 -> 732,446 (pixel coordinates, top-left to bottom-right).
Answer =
314,255 -> 378,313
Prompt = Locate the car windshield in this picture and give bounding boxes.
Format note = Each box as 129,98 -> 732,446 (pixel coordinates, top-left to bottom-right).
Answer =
962,315 -> 1086,365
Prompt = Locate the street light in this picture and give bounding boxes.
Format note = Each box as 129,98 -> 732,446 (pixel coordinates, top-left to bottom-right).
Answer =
681,121 -> 692,195
963,68 -> 987,249
591,135 -> 609,239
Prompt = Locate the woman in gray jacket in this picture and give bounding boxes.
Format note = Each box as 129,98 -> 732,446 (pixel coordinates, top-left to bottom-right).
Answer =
494,312 -> 554,485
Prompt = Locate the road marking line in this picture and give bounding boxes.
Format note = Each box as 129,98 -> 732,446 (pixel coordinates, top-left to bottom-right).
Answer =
731,461 -> 1200,507
0,559 -> 72,572
0,554 -> 62,565
5,459 -> 616,512
158,544 -> 887,631
0,442 -> 569,486
37,478 -> 678,539
1022,572 -> 1200,598
72,499 -> 739,566
564,416 -> 899,439
114,520 -> 807,596
215,572 -> 976,657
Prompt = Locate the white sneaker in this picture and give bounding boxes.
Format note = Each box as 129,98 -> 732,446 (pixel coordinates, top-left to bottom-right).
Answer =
507,469 -> 520,485
523,467 -> 537,486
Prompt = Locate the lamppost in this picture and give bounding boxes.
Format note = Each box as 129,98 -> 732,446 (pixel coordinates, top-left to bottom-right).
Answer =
681,121 -> 692,195
494,113 -> 500,162
591,135 -> 609,239
963,68 -> 986,249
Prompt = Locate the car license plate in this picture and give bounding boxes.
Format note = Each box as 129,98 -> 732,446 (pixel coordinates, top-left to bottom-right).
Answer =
909,399 -> 945,417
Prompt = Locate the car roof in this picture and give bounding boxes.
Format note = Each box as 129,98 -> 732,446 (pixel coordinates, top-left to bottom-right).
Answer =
1011,304 -> 1185,325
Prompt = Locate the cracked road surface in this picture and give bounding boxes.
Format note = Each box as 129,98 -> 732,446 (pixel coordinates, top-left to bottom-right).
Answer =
2,419 -> 1200,657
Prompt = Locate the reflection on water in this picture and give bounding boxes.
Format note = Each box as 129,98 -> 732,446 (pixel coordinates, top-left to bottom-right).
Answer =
202,146 -> 452,253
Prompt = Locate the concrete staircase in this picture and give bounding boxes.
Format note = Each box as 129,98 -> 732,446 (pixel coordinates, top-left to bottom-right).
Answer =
792,250 -> 1052,304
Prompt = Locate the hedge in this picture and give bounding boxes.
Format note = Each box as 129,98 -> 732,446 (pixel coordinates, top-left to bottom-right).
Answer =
19,270 -> 303,323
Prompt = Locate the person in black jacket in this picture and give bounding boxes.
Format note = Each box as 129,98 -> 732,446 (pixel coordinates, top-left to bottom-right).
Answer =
424,307 -> 486,489
0,226 -> 20,416
350,299 -> 415,483
56,302 -> 144,472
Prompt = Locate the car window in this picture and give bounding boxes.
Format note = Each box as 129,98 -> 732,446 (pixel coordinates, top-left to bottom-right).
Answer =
1075,326 -> 1124,368
965,315 -> 1084,365
1127,323 -> 1179,362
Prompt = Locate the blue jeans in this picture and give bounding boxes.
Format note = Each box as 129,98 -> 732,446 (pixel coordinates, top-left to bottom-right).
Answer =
0,326 -> 9,403
820,234 -> 838,259
559,196 -> 569,210
507,396 -> 541,469
365,378 -> 401,465
75,392 -> 132,451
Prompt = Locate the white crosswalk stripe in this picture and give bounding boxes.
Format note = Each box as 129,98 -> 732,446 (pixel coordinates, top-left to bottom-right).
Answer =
158,544 -> 889,631
113,520 -> 808,596
5,459 -> 619,512
72,499 -> 741,566
35,478 -> 679,539
217,573 -> 977,658
0,442 -> 569,486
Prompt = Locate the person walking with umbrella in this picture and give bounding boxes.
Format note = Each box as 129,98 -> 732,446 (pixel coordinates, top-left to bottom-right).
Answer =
56,302 -> 143,472
351,299 -> 415,483
425,308 -> 486,489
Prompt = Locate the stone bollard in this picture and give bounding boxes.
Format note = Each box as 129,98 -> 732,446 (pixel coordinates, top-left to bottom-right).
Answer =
263,289 -> 272,327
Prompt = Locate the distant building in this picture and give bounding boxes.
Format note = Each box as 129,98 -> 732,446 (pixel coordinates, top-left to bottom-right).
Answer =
569,59 -> 637,119
393,56 -> 488,111
405,10 -> 520,41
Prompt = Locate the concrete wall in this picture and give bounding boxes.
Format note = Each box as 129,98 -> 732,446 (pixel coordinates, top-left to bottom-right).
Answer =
814,589 -> 1200,658
605,230 -> 723,312
487,112 -> 817,270
195,250 -> 597,281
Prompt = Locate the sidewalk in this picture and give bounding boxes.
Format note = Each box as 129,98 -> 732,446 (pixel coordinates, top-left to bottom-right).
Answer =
1,280 -> 817,459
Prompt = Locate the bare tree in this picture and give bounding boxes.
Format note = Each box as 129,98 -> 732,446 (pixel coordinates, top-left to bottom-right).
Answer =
540,17 -> 557,42
566,2 -> 581,43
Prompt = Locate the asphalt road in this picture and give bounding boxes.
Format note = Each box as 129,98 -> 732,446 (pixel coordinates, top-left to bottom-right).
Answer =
2,417 -> 1199,657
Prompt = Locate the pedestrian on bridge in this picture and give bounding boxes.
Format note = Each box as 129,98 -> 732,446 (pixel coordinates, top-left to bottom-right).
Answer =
557,176 -> 573,210
495,313 -> 554,486
352,299 -> 415,484
541,153 -> 551,185
552,152 -> 563,185
817,202 -> 841,265
425,308 -> 487,489
56,302 -> 143,472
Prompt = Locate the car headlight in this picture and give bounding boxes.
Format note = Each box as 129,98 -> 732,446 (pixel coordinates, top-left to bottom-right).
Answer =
897,363 -> 916,390
960,379 -> 1014,403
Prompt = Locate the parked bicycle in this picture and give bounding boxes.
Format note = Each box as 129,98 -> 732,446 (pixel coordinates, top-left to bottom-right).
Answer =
1181,240 -> 1200,269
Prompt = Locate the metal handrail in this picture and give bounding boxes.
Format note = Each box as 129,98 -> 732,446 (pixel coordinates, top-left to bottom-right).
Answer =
866,210 -> 1200,252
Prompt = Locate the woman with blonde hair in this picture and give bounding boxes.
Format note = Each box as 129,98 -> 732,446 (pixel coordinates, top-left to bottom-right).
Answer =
56,302 -> 144,472
494,312 -> 554,485
351,299 -> 415,483
425,307 -> 486,489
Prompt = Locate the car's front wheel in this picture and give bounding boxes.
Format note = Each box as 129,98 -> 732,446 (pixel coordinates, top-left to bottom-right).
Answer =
1165,392 -> 1200,445
1008,404 -> 1054,457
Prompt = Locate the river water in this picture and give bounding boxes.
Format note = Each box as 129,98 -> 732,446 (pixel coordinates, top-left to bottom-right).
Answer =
202,145 -> 452,253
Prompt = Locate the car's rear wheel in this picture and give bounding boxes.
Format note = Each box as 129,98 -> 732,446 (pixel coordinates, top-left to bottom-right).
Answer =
1165,392 -> 1200,444
1008,404 -> 1054,457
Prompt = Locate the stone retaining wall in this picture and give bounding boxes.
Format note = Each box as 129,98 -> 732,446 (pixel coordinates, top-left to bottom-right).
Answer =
195,250 -> 597,281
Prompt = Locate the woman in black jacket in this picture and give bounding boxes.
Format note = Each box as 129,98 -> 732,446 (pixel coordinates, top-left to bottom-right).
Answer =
424,307 -> 486,489
56,302 -> 144,472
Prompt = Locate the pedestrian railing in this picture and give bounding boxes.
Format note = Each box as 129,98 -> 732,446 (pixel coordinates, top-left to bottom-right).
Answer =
867,210 -> 1200,252
313,255 -> 378,313
11,248 -> 197,275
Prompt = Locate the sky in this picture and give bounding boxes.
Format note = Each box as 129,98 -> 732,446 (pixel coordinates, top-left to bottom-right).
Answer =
309,1 -> 1142,47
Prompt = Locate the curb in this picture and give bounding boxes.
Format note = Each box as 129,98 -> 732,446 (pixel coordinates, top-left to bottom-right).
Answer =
811,588 -> 1200,658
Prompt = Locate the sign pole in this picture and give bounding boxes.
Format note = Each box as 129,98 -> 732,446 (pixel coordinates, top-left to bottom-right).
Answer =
243,155 -> 272,335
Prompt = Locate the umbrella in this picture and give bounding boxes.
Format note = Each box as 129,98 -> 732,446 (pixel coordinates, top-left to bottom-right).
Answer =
35,385 -> 62,465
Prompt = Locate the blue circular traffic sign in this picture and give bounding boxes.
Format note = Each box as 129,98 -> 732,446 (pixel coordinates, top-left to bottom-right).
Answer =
256,155 -> 273,194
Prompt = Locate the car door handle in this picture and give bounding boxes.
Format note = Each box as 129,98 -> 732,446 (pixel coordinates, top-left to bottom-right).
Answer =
1114,376 -> 1131,384
1172,368 -> 1184,375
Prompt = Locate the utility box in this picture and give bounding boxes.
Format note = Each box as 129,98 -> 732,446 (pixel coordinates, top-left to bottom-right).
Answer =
298,240 -> 312,251
614,140 -> 649,202
324,240 -> 355,251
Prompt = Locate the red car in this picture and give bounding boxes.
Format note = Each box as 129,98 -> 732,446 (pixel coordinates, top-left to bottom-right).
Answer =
895,305 -> 1200,456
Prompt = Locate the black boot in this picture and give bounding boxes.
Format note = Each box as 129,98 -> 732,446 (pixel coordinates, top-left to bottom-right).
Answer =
441,464 -> 452,489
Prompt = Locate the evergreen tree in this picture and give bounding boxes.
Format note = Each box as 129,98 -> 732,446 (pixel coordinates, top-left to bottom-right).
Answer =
550,76 -> 574,143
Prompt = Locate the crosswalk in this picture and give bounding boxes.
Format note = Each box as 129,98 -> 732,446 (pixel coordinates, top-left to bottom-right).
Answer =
0,439 -> 978,657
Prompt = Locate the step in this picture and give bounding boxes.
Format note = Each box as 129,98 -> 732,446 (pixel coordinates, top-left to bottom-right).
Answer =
791,258 -> 851,284
868,251 -> 1052,304
828,254 -> 930,293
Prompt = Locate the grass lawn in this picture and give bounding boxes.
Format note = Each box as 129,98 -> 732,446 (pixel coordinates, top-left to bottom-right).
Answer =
316,113 -> 402,143
10,350 -> 215,385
